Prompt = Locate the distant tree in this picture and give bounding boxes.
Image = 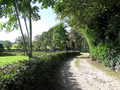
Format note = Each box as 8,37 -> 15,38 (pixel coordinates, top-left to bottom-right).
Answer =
15,35 -> 29,55
33,28 -> 54,52
40,32 -> 49,50
4,40 -> 12,50
52,22 -> 68,51
0,43 -> 4,55
33,35 -> 41,51
34,32 -> 49,51
47,28 -> 54,50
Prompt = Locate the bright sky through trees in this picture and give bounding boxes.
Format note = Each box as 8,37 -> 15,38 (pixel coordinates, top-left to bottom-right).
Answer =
0,3 -> 59,42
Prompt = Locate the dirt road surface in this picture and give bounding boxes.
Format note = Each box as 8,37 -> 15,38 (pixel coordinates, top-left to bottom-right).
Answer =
57,53 -> 120,90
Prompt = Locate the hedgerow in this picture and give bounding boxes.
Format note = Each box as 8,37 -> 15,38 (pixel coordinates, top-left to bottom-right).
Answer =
81,5 -> 120,72
0,51 -> 79,90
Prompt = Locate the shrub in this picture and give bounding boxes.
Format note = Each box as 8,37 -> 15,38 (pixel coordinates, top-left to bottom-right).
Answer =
0,51 -> 79,90
0,43 -> 4,55
4,40 -> 12,50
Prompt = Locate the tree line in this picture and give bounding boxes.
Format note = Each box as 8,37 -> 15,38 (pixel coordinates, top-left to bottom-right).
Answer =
15,22 -> 88,52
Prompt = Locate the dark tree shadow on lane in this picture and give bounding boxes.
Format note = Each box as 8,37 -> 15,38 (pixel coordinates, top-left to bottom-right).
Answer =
51,57 -> 82,90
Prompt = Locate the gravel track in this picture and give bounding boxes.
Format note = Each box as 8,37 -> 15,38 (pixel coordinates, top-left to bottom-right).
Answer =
58,53 -> 120,90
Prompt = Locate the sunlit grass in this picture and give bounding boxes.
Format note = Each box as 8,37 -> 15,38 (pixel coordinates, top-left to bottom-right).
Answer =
0,51 -> 51,66
0,51 -> 28,66
11,44 -> 18,49
0,51 -> 52,66
75,59 -> 80,68
0,56 -> 28,66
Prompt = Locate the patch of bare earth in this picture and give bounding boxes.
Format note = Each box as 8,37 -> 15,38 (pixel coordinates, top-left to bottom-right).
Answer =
57,53 -> 120,90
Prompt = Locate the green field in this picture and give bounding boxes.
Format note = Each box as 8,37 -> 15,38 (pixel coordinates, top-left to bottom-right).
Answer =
0,51 -> 48,66
0,56 -> 28,66
11,44 -> 18,49
0,51 -> 28,66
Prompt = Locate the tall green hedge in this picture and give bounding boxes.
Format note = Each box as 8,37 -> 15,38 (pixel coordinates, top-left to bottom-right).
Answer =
0,43 -> 4,55
0,51 -> 79,90
82,5 -> 120,72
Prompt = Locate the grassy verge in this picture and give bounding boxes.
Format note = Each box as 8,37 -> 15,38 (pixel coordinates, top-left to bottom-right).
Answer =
87,58 -> 120,79
74,53 -> 88,68
75,58 -> 80,68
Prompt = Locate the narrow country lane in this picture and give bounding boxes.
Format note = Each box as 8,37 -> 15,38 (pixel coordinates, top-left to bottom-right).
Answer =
58,53 -> 120,90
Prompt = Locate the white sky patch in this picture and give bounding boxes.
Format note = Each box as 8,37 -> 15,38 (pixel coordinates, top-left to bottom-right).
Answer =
0,19 -> 55,42
0,6 -> 60,42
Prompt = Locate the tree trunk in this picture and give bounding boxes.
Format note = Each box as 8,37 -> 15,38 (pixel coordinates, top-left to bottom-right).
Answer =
13,0 -> 28,56
23,13 -> 30,56
29,0 -> 32,58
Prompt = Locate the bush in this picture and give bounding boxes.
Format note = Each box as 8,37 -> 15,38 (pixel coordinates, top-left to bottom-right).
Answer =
0,43 -> 4,55
0,51 -> 80,90
4,40 -> 12,50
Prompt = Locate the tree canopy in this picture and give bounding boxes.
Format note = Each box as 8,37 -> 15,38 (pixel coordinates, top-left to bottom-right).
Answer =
0,0 -> 41,58
3,40 -> 12,50
52,22 -> 68,50
53,0 -> 120,71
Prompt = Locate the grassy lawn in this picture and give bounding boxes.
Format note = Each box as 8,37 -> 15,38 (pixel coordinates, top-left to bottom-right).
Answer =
0,51 -> 52,66
0,56 -> 28,66
11,44 -> 18,49
0,52 -> 28,66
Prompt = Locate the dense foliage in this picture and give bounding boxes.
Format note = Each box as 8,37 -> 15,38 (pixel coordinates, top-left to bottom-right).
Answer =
33,27 -> 54,51
52,22 -> 68,50
67,29 -> 89,52
33,22 -> 88,52
0,0 -> 42,58
0,43 -> 4,55
3,40 -> 12,50
53,0 -> 120,71
15,35 -> 29,49
0,51 -> 80,89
